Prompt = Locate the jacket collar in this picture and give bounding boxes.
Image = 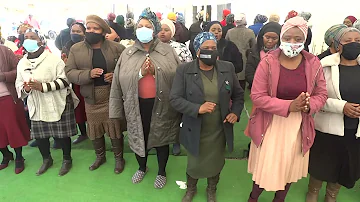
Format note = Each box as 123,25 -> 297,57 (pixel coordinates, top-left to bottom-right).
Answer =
24,50 -> 49,69
320,52 -> 360,67
185,60 -> 230,74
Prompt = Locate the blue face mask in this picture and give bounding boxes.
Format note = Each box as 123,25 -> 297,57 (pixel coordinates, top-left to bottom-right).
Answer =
136,27 -> 154,43
23,39 -> 40,53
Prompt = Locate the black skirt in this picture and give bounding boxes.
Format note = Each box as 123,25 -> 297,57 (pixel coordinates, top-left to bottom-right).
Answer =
309,129 -> 360,189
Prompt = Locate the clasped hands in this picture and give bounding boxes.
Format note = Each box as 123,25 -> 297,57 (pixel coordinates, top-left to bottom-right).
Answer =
289,92 -> 310,113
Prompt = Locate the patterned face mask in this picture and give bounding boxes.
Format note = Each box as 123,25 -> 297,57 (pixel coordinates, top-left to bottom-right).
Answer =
279,42 -> 304,58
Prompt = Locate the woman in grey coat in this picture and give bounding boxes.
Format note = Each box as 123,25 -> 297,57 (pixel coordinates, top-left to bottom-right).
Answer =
109,7 -> 181,189
170,32 -> 244,202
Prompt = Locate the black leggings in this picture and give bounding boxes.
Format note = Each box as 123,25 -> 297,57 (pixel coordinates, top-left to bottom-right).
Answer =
78,122 -> 87,136
136,98 -> 170,176
0,146 -> 23,160
37,137 -> 72,160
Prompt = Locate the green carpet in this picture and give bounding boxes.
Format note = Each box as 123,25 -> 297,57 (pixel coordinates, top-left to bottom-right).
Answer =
1,150 -> 359,202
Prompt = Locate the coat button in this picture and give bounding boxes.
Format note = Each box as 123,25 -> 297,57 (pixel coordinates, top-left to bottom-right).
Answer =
188,128 -> 191,132
157,67 -> 161,70
160,91 -> 163,94
156,112 -> 159,115
261,134 -> 264,137
307,137 -> 309,140
194,74 -> 197,76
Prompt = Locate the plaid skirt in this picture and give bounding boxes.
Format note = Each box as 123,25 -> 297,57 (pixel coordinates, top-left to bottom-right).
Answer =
31,95 -> 77,139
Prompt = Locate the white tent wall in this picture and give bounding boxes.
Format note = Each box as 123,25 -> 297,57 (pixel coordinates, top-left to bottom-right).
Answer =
1,1 -> 360,54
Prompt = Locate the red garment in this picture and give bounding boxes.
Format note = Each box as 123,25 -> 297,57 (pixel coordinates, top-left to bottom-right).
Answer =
346,16 -> 357,24
220,20 -> 227,27
0,96 -> 30,148
73,84 -> 87,124
138,74 -> 156,99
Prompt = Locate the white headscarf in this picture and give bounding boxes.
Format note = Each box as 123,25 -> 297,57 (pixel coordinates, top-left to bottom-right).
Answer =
235,13 -> 247,26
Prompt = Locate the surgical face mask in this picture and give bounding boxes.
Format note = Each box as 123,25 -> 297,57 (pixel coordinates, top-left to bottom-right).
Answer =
136,27 -> 154,43
279,42 -> 304,58
198,49 -> 218,66
341,42 -> 360,60
23,39 -> 40,53
71,34 -> 84,43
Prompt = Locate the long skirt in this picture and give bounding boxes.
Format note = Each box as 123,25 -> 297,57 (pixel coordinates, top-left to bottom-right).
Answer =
31,95 -> 77,139
73,84 -> 87,124
309,129 -> 360,189
248,112 -> 309,191
85,85 -> 123,140
0,96 -> 30,148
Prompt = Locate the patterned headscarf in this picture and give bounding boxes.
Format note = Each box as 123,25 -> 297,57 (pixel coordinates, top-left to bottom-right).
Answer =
286,10 -> 298,20
354,20 -> 360,31
324,24 -> 347,47
226,14 -> 235,25
334,27 -> 360,50
24,28 -> 47,45
193,32 -> 217,53
235,13 -> 247,26
138,7 -> 161,34
254,14 -> 268,24
281,16 -> 308,41
299,12 -> 312,22
176,12 -> 185,25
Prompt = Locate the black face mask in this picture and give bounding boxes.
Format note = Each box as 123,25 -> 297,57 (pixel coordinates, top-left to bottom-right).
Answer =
198,49 -> 218,66
341,42 -> 360,60
85,32 -> 104,44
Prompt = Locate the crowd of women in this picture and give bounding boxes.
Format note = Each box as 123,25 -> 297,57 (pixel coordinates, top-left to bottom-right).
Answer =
0,6 -> 359,202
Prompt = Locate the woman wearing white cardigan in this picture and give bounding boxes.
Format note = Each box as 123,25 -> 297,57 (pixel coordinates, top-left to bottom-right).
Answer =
15,29 -> 78,176
307,27 -> 360,202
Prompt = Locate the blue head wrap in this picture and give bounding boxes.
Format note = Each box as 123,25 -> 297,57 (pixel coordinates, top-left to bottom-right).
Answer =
193,32 -> 217,53
138,7 -> 161,34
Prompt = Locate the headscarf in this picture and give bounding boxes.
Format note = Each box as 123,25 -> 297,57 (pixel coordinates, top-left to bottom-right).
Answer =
86,15 -> 111,34
24,28 -> 47,45
156,12 -> 162,21
223,9 -> 231,18
160,19 -> 176,38
107,13 -> 116,21
280,16 -> 308,41
167,12 -> 177,22
345,16 -> 357,24
334,27 -> 360,50
176,12 -> 185,25
299,12 -> 312,22
116,15 -> 125,26
235,13 -> 247,26
269,14 -> 280,23
193,32 -> 217,53
126,12 -> 134,19
226,14 -> 235,25
354,20 -> 360,30
66,18 -> 76,28
254,14 -> 268,24
138,7 -> 161,34
324,24 -> 347,47
204,21 -> 221,32
286,10 -> 298,20
257,22 -> 282,52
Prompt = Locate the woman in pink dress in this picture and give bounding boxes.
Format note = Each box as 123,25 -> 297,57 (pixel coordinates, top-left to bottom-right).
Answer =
247,16 -> 328,202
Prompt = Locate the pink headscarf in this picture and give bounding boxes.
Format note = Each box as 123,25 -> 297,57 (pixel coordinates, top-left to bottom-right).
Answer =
345,16 -> 357,24
281,16 -> 308,40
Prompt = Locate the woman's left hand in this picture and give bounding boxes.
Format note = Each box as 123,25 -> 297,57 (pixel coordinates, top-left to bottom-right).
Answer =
104,73 -> 113,83
224,113 -> 238,124
302,92 -> 310,113
28,80 -> 43,92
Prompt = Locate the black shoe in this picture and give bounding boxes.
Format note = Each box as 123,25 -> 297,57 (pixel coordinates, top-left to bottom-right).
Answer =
29,140 -> 39,147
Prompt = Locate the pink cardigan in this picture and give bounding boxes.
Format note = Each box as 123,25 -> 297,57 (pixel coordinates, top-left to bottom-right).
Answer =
249,49 -> 328,154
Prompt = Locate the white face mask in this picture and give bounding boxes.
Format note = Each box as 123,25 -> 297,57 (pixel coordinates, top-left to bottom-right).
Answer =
279,42 -> 304,58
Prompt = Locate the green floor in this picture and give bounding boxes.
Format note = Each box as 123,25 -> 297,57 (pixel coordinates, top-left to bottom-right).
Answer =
1,151 -> 359,202
1,90 -> 359,202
